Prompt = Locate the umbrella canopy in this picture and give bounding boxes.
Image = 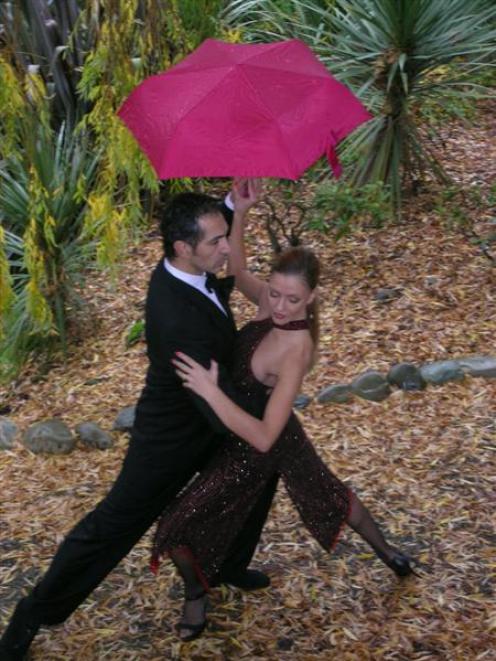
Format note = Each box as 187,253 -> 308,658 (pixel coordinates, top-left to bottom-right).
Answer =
117,38 -> 371,180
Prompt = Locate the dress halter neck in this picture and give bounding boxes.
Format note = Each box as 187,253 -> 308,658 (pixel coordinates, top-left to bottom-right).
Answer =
272,318 -> 310,331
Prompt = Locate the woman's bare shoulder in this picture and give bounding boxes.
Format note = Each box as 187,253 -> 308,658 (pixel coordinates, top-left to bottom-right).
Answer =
280,332 -> 313,372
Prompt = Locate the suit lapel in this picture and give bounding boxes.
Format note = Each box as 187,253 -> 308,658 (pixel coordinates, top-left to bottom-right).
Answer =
162,266 -> 236,335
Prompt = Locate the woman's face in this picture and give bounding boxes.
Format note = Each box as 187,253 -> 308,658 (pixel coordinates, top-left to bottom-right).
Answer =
267,272 -> 315,325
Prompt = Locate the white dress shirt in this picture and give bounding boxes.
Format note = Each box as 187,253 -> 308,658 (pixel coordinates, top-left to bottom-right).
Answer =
164,259 -> 227,315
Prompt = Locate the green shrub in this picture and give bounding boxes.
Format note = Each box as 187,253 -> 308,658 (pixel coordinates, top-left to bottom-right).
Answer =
125,319 -> 145,347
0,121 -> 99,379
309,181 -> 392,237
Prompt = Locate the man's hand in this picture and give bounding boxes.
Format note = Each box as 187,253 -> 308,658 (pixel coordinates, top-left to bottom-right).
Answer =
231,178 -> 263,215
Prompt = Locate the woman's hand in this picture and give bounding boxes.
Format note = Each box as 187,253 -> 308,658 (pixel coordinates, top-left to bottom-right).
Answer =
231,178 -> 263,215
172,352 -> 219,399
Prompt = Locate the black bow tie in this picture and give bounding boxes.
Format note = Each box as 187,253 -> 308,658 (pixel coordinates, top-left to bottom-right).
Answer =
205,273 -> 235,298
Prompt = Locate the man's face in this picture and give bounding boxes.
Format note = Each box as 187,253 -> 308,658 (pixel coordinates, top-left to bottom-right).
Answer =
189,212 -> 230,274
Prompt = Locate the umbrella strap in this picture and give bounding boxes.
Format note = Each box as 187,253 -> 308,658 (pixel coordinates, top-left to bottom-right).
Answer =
326,144 -> 342,179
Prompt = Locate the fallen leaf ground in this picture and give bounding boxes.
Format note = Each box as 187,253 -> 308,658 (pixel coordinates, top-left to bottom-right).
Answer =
1,104 -> 495,660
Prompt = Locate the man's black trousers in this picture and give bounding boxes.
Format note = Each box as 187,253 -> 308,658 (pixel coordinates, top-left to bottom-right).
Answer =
23,436 -> 278,624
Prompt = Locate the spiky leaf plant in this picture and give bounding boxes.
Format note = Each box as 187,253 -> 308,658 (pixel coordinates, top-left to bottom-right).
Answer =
224,0 -> 496,209
0,119 -> 99,379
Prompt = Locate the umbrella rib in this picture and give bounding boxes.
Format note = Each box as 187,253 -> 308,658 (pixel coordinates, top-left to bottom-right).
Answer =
240,39 -> 329,78
166,64 -> 233,77
158,71 -> 239,175
241,62 -> 329,80
237,63 -> 299,179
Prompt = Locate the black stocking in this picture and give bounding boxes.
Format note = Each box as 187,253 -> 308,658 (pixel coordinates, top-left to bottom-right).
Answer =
347,493 -> 398,563
168,547 -> 207,639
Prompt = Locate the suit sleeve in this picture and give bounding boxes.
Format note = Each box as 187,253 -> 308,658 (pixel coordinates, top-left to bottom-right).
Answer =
218,199 -> 234,232
157,323 -> 263,437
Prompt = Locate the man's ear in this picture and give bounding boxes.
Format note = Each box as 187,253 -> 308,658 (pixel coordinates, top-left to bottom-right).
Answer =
174,240 -> 193,259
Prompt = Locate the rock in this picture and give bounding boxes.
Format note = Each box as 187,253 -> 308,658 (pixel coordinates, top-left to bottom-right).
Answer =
374,288 -> 401,303
293,394 -> 312,410
351,370 -> 391,402
0,418 -> 18,450
387,363 -> 426,391
420,360 -> 464,385
457,356 -> 496,378
83,376 -> 109,386
112,405 -> 136,431
277,637 -> 294,651
75,422 -> 114,450
316,384 -> 352,404
22,419 -> 75,454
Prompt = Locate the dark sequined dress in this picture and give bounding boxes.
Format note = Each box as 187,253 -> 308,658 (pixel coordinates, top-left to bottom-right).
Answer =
151,318 -> 351,584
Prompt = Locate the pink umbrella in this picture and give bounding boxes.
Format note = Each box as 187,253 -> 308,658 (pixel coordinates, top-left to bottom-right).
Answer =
117,38 -> 371,180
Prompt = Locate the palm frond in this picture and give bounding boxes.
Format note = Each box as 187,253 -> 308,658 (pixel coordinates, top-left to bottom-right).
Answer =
224,0 -> 496,209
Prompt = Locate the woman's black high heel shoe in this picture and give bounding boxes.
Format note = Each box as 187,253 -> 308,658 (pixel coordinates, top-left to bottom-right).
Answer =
378,552 -> 418,578
176,591 -> 208,642
387,554 -> 417,577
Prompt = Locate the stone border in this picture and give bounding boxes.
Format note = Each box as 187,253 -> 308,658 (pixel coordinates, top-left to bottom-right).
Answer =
316,355 -> 496,404
0,418 -> 117,453
1,356 -> 495,451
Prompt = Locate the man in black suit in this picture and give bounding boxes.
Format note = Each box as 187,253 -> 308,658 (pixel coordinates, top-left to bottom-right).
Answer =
0,186 -> 277,660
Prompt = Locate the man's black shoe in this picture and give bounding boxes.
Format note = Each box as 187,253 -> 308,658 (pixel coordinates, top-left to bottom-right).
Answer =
212,569 -> 270,591
0,598 -> 40,661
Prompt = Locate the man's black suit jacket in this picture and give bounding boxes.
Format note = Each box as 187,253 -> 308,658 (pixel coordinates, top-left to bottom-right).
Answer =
132,259 -> 254,472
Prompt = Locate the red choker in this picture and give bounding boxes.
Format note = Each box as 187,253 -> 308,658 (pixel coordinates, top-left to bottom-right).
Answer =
272,319 -> 310,331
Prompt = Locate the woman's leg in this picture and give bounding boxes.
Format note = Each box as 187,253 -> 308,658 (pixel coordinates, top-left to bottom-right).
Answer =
153,443 -> 280,587
347,492 -> 414,575
280,415 -> 414,576
168,547 -> 208,641
347,492 -> 397,561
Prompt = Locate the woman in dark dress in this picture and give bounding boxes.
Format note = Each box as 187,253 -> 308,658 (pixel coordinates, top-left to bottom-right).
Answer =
154,180 -> 415,641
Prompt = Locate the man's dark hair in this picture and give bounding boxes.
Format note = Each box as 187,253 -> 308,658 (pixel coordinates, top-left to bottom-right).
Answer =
160,192 -> 223,259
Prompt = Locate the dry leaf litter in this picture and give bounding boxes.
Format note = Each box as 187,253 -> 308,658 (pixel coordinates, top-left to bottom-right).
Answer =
0,102 -> 495,660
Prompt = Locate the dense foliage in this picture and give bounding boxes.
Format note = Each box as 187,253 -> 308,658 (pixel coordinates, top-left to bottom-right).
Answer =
0,0 -> 227,378
224,0 -> 496,208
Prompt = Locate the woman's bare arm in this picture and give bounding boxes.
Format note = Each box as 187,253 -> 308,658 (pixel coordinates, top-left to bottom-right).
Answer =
227,179 -> 268,307
173,347 -> 309,453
